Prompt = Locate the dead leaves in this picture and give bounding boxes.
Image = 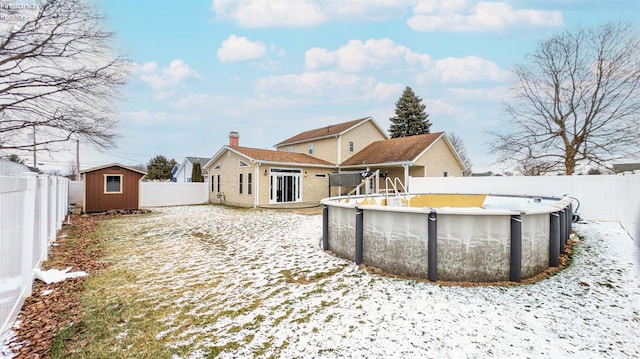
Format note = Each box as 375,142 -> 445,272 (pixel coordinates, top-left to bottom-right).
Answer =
5,215 -> 107,358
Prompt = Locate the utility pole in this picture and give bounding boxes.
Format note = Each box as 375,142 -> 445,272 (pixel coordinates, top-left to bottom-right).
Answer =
76,139 -> 80,180
32,124 -> 36,168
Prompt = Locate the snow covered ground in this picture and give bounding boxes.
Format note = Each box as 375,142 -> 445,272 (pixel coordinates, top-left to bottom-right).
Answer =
4,205 -> 640,358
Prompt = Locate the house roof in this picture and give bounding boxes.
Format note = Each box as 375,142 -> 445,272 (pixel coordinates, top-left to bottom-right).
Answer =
275,116 -> 387,147
205,146 -> 335,169
186,157 -> 210,164
612,163 -> 640,173
80,163 -> 147,175
340,132 -> 446,166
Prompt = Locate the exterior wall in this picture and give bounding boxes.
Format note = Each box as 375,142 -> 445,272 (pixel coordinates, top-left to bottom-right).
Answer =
174,162 -> 193,182
277,137 -> 338,164
275,120 -> 387,164
83,166 -> 144,212
338,121 -> 387,164
413,139 -> 463,177
207,150 -> 255,207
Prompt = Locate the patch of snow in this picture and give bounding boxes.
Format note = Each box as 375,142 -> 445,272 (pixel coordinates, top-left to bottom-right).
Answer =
33,267 -> 87,284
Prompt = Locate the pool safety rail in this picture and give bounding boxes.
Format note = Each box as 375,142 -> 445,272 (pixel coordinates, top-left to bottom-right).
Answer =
321,193 -> 574,283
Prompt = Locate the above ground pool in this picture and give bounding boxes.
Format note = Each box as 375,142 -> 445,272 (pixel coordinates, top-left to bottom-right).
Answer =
321,193 -> 574,283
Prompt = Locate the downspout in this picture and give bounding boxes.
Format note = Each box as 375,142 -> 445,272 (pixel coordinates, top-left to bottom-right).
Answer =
336,135 -> 342,164
254,163 -> 260,208
404,163 -> 410,193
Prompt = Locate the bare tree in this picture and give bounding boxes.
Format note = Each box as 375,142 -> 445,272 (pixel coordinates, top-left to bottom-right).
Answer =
490,22 -> 640,175
448,133 -> 472,176
0,0 -> 128,154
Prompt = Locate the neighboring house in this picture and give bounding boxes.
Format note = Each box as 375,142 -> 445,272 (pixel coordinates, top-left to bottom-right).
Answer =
80,163 -> 146,213
613,163 -> 640,174
174,157 -> 210,182
205,117 -> 464,208
0,158 -> 37,175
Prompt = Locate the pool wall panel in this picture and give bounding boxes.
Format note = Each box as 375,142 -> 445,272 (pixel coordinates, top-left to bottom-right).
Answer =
437,214 -> 511,282
521,213 -> 550,278
328,206 -> 356,261
362,210 -> 428,277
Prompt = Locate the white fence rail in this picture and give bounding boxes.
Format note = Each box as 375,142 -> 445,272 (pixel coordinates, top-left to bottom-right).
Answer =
408,173 -> 640,241
0,174 -> 68,346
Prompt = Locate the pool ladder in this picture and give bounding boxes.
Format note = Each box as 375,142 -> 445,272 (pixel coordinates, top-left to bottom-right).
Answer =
381,177 -> 406,206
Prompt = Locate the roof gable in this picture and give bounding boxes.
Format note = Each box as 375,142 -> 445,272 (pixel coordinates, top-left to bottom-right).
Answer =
275,116 -> 387,147
80,163 -> 147,175
340,132 -> 445,166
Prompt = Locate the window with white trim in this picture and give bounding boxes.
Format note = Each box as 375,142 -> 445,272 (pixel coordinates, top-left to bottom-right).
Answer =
104,174 -> 123,194
239,173 -> 243,194
247,173 -> 252,195
349,141 -> 354,153
308,143 -> 313,155
239,160 -> 248,167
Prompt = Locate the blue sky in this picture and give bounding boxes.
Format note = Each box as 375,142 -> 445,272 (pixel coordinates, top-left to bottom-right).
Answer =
48,0 -> 639,173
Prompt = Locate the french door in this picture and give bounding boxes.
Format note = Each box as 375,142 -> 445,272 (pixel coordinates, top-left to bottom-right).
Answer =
269,168 -> 301,203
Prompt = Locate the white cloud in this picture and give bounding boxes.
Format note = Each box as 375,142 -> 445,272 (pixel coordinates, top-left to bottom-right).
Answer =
256,71 -> 375,97
123,110 -> 171,124
305,38 -> 431,72
211,0 -> 412,28
408,0 -> 563,32
417,56 -> 510,83
137,60 -> 201,91
217,35 -> 267,63
212,0 -> 326,27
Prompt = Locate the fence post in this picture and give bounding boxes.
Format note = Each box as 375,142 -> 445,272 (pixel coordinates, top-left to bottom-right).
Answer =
21,172 -> 37,297
427,210 -> 438,281
322,205 -> 329,250
559,209 -> 566,254
549,212 -> 560,267
355,206 -> 363,265
510,214 -> 522,282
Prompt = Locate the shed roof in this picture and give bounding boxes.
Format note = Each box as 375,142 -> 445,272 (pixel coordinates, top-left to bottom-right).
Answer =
340,132 -> 445,166
275,116 -> 386,147
80,163 -> 147,175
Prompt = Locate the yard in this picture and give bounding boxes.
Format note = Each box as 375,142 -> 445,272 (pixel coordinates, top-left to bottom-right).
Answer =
4,205 -> 640,358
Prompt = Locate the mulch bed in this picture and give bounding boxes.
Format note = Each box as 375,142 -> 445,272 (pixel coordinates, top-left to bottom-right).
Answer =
4,215 -> 108,359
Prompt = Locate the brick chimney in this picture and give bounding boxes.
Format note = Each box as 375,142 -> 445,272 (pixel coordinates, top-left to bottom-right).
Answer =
229,131 -> 239,146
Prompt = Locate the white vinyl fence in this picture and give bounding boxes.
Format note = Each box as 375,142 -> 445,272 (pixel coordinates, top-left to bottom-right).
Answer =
408,172 -> 640,241
0,173 -> 69,346
139,182 -> 208,207
67,181 -> 209,209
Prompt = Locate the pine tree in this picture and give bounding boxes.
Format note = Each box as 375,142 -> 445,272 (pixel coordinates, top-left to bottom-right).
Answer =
389,86 -> 431,138
147,155 -> 176,180
191,161 -> 204,182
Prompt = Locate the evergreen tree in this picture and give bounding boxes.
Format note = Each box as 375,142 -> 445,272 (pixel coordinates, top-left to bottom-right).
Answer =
191,161 -> 204,182
389,86 -> 431,138
146,155 -> 176,180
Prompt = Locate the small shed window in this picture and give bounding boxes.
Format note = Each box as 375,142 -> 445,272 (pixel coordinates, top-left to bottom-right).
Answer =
104,174 -> 123,194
